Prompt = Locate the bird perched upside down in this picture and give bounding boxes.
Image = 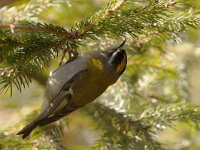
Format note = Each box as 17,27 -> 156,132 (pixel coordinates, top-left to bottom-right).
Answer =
17,40 -> 127,139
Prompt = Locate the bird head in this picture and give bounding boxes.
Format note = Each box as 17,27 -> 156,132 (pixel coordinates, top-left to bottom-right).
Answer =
106,39 -> 127,75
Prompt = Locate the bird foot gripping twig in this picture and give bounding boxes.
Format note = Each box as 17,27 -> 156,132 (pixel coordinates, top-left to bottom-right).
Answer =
59,28 -> 80,67
59,46 -> 79,67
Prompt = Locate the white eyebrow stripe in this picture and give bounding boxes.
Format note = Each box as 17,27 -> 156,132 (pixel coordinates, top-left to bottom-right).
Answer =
108,49 -> 121,64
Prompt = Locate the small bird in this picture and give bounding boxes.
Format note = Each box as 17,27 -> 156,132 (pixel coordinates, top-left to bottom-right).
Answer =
17,40 -> 127,139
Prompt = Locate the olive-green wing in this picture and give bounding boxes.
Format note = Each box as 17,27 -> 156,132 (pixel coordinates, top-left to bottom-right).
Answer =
39,103 -> 78,126
33,69 -> 87,122
17,69 -> 87,139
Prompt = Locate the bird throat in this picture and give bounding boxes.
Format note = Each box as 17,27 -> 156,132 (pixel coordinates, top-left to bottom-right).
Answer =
116,53 -> 127,75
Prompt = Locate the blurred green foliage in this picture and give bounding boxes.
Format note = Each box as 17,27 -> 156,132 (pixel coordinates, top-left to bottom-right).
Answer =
1,0 -> 200,150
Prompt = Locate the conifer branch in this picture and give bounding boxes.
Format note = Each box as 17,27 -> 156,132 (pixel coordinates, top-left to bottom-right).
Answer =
107,0 -> 128,14
0,24 -> 71,38
86,103 -> 162,149
0,0 -> 199,99
85,102 -> 200,149
1,0 -> 200,149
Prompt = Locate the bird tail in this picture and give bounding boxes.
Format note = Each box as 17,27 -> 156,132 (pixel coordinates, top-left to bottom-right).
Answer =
16,120 -> 39,139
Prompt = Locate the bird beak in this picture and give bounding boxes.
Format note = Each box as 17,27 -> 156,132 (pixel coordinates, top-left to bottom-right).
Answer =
117,39 -> 126,49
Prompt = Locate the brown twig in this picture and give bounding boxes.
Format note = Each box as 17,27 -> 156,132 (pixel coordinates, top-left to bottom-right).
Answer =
165,1 -> 176,8
0,24 -> 72,39
78,0 -> 128,38
0,0 -> 128,42
107,0 -> 128,14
